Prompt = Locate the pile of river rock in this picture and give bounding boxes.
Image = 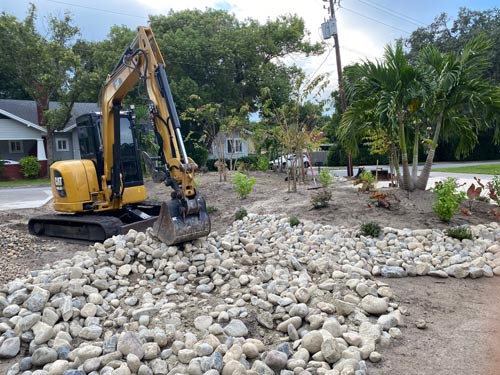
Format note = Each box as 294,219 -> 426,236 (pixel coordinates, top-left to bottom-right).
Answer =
1,213 -> 499,375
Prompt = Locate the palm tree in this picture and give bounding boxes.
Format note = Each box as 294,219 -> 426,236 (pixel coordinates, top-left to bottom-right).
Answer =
415,35 -> 500,190
339,42 -> 425,191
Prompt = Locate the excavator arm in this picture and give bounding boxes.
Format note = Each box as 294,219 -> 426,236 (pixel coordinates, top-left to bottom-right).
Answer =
101,26 -> 196,203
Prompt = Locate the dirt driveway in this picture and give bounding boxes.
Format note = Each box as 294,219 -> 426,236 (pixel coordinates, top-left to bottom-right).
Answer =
0,170 -> 499,374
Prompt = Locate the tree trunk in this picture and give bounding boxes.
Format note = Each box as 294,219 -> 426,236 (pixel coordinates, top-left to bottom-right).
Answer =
416,110 -> 444,190
290,159 -> 297,193
399,117 -> 414,191
415,147 -> 435,190
412,127 -> 419,182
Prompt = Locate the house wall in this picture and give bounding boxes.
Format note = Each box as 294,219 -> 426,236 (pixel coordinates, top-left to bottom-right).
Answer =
0,139 -> 37,161
208,132 -> 250,160
0,118 -> 41,139
53,133 -> 73,161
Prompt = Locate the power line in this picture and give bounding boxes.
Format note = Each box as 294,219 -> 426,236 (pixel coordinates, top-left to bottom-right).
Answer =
339,4 -> 412,35
354,0 -> 426,27
44,0 -> 148,20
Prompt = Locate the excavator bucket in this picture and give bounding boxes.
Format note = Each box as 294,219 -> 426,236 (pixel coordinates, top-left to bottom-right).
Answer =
152,198 -> 211,245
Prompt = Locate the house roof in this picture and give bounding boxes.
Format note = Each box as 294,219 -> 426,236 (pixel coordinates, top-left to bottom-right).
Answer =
0,99 -> 99,133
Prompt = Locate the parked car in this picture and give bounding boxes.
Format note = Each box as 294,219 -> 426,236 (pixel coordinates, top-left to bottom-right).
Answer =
270,154 -> 310,169
0,159 -> 19,165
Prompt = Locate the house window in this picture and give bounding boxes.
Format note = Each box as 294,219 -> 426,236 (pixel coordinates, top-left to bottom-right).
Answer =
227,139 -> 243,153
56,138 -> 69,152
9,141 -> 23,153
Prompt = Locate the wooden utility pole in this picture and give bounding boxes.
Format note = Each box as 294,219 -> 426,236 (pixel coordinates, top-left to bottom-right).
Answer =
323,0 -> 353,177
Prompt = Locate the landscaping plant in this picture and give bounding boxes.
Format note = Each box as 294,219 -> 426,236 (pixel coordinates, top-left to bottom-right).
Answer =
432,178 -> 466,222
231,172 -> 256,199
318,169 -> 333,187
445,226 -> 473,241
360,221 -> 382,237
289,215 -> 300,227
486,175 -> 500,220
465,177 -> 484,212
369,191 -> 400,210
234,207 -> 248,221
19,156 -> 41,179
310,189 -> 332,209
354,171 -> 376,192
257,156 -> 270,171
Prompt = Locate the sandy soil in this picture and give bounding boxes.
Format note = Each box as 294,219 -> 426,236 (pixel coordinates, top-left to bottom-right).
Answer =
1,170 -> 499,375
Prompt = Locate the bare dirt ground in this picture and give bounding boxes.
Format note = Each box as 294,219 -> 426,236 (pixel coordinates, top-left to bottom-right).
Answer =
1,170 -> 499,374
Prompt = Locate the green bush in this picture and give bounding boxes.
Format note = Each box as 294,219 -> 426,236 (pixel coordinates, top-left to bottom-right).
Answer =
446,226 -> 473,241
19,156 -> 41,179
257,156 -> 270,171
311,189 -> 332,209
289,215 -> 300,227
232,172 -> 256,199
354,171 -> 376,192
360,221 -> 382,237
432,178 -> 466,222
236,155 -> 260,171
318,169 -> 333,187
235,207 -> 248,221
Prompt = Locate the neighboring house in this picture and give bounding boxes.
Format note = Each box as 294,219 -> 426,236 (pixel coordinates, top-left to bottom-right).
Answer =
208,129 -> 255,160
0,99 -> 99,178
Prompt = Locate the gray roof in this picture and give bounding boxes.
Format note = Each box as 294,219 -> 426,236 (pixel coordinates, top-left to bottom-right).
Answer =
0,99 -> 99,130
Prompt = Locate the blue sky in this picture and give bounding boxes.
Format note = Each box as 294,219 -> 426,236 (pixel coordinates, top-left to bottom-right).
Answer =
2,0 -> 498,92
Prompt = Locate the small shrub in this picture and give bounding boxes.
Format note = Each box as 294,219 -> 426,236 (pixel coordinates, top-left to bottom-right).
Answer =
486,175 -> 500,205
318,169 -> 333,187
289,215 -> 300,227
235,207 -> 248,221
257,156 -> 270,171
206,205 -> 218,213
465,177 -> 484,211
446,226 -> 473,241
369,191 -> 400,210
311,189 -> 332,209
354,171 -> 376,192
232,172 -> 256,199
360,221 -> 381,237
19,156 -> 41,179
432,178 -> 466,222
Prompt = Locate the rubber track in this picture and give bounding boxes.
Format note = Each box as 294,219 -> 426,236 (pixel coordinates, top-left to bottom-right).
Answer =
28,214 -> 123,242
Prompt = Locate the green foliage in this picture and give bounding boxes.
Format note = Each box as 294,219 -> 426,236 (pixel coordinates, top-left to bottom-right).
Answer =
234,208 -> 248,221
318,169 -> 333,187
289,215 -> 300,227
19,156 -> 41,179
257,156 -> 270,171
445,226 -> 473,241
311,189 -> 332,209
360,221 -> 382,237
432,178 -> 466,222
231,172 -> 256,199
354,171 -> 376,192
206,205 -> 218,213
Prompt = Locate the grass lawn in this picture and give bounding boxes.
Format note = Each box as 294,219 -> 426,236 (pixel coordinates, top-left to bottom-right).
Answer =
0,178 -> 51,188
433,163 -> 500,175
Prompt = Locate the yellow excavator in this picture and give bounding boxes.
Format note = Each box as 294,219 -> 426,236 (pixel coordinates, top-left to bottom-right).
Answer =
28,26 -> 210,245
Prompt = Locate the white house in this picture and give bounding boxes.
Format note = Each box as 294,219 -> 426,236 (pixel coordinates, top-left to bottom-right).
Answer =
208,129 -> 255,160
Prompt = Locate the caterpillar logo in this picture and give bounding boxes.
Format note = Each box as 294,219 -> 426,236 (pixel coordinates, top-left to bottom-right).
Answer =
53,172 -> 67,198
